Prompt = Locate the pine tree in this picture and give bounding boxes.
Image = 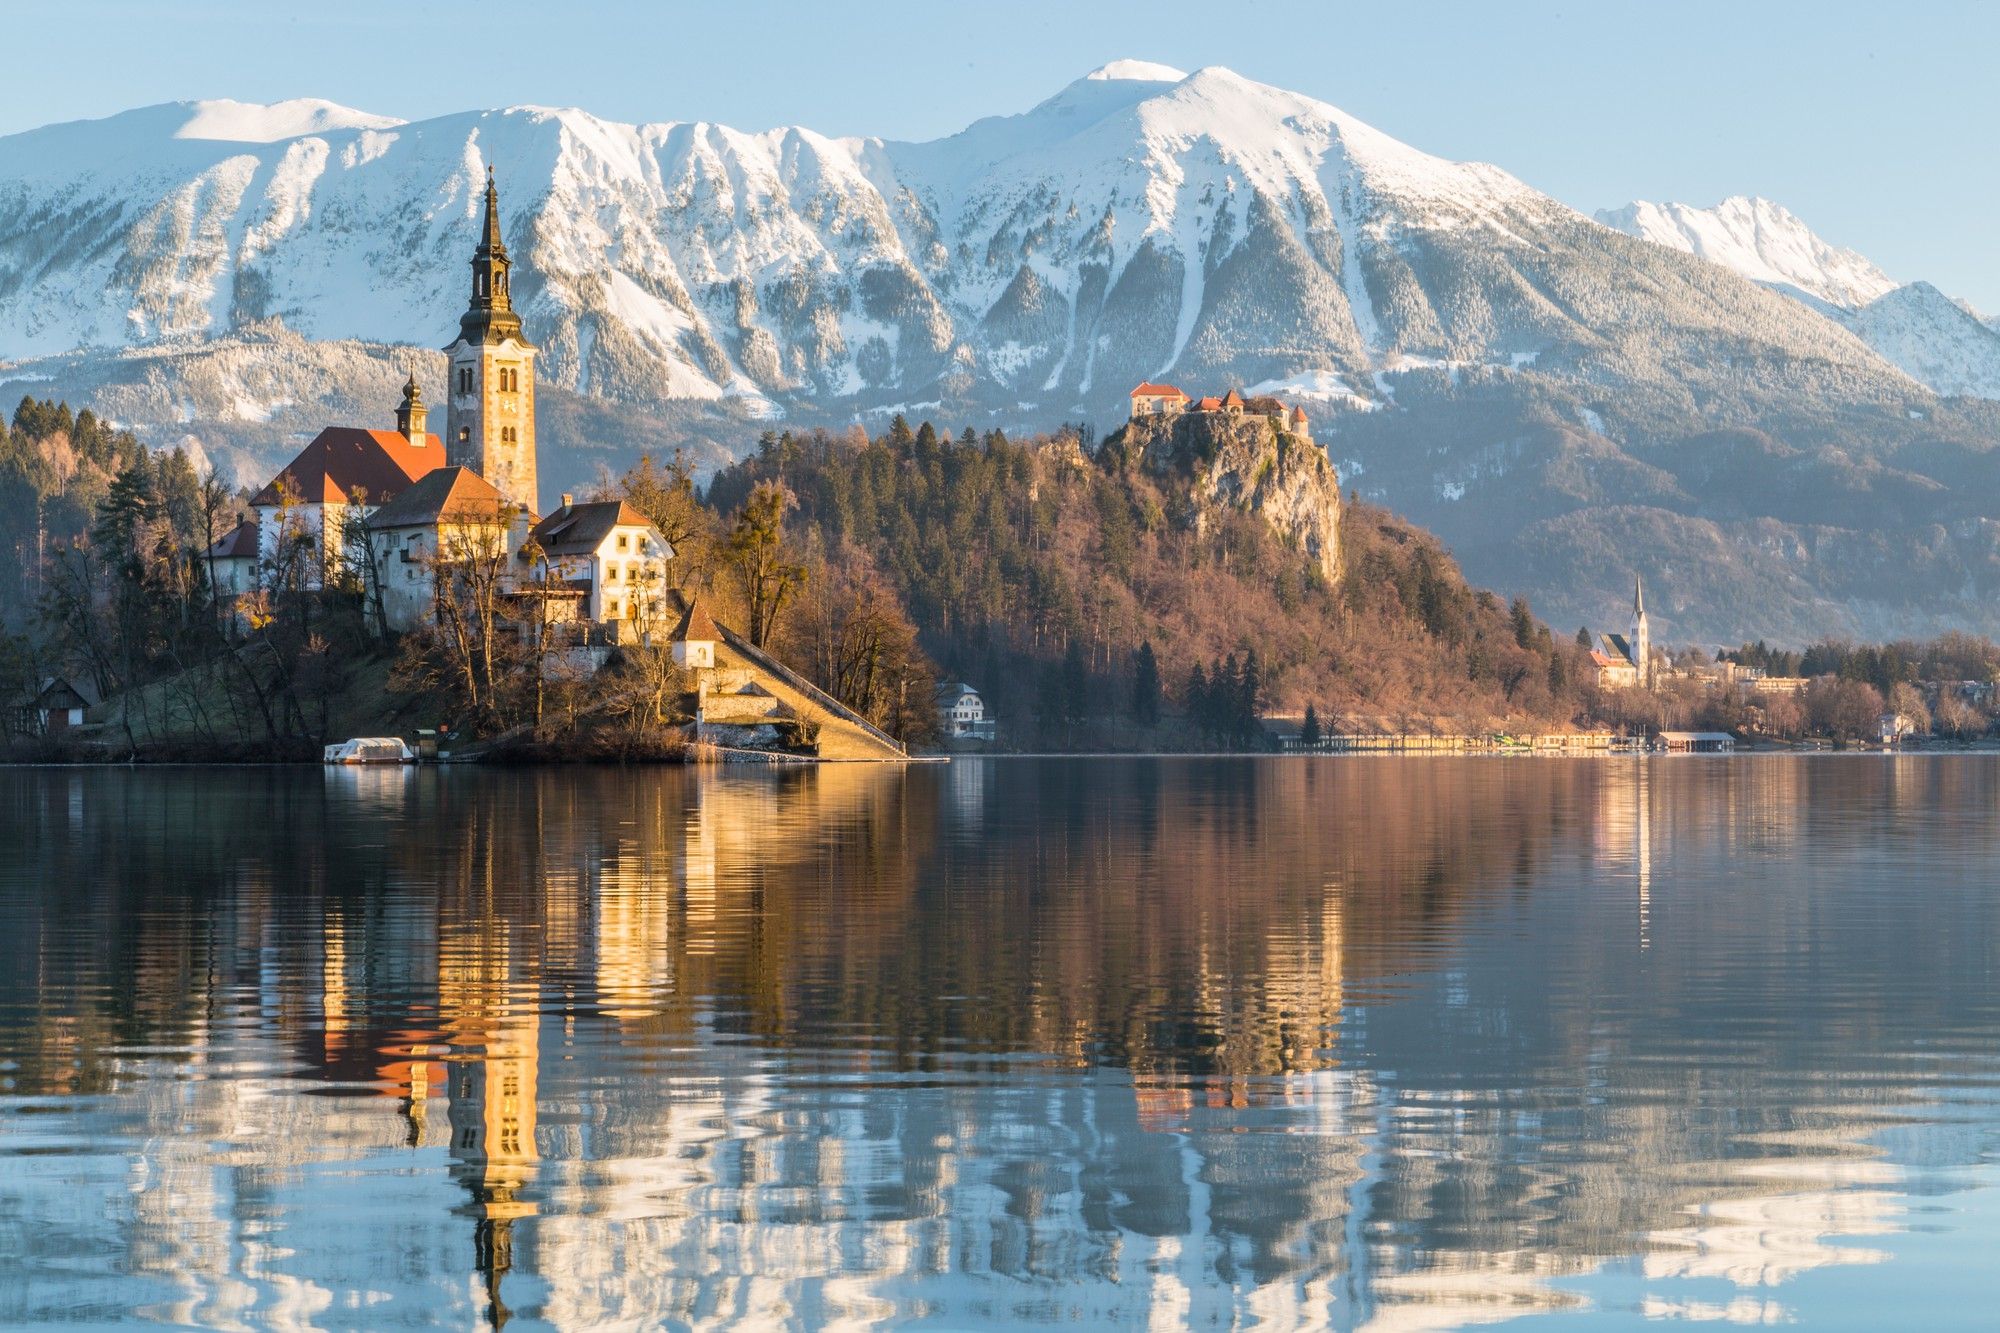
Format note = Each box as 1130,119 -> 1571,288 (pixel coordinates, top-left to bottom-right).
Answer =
1061,640 -> 1088,724
1184,663 -> 1209,742
1131,640 -> 1161,726
1301,702 -> 1321,748
1575,626 -> 1593,650
1237,648 -> 1263,746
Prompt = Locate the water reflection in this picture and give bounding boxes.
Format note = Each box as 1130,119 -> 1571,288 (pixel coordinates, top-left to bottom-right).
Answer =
3,758 -> 1999,1328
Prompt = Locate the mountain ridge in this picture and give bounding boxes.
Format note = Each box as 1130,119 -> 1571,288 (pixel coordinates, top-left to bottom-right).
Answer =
4,67 -> 2000,643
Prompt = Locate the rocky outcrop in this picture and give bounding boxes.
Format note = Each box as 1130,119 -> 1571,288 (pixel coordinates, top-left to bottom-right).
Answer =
1111,410 -> 1343,583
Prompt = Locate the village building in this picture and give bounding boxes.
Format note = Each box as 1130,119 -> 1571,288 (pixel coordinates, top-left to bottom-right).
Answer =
936,682 -> 996,742
203,518 -> 261,598
526,496 -> 672,634
6,677 -> 92,739
247,372 -> 445,588
362,465 -> 531,633
1657,730 -> 1736,753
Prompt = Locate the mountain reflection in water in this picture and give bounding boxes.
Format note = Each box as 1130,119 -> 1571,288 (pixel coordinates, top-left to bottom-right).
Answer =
2,757 -> 1998,1329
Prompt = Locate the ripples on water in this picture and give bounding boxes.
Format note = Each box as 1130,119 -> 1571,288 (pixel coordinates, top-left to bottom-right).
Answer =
2,757 -> 1999,1329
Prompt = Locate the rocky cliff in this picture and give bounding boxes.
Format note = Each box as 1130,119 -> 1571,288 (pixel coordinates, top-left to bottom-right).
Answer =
1109,409 -> 1343,583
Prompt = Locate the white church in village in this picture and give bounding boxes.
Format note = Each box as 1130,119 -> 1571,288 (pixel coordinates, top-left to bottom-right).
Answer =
206,172 -> 673,638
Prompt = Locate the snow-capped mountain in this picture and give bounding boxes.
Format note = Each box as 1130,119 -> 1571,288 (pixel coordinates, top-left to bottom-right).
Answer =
1597,196 -> 2000,400
5,66 -> 2000,641
0,65 -> 1901,421
1593,196 -> 1897,311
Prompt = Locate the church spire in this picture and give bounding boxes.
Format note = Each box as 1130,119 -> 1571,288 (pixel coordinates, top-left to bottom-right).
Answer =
457,168 -> 526,346
1633,573 -> 1645,617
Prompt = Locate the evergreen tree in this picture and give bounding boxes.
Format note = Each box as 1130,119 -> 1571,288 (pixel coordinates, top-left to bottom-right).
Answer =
1510,596 -> 1536,650
1184,663 -> 1209,742
1237,648 -> 1263,746
1131,640 -> 1161,726
1060,640 -> 1088,724
1301,702 -> 1321,748
1576,626 -> 1594,649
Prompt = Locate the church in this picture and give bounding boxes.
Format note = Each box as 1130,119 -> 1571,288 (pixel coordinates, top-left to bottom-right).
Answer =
209,171 -> 672,638
1590,578 -> 1655,690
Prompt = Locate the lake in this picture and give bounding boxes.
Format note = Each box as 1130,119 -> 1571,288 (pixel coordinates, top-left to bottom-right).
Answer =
3,757 -> 1998,1329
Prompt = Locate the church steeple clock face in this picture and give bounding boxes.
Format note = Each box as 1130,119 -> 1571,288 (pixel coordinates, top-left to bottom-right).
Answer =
444,168 -> 539,515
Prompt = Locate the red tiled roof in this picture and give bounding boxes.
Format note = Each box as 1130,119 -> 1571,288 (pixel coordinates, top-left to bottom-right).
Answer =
672,597 -> 721,643
250,428 -> 444,507
1291,405 -> 1309,420
204,517 -> 259,560
1130,381 -> 1187,399
1221,388 -> 1245,407
1194,396 -> 1223,411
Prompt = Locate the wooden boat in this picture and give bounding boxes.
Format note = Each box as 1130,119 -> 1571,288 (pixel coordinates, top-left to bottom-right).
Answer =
322,737 -> 414,765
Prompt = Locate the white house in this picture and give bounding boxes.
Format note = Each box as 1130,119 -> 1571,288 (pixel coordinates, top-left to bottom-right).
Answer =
936,682 -> 996,741
526,496 -> 673,632
362,466 -> 536,633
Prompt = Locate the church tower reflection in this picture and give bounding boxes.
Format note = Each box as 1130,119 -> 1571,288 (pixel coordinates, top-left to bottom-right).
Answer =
441,913 -> 541,1327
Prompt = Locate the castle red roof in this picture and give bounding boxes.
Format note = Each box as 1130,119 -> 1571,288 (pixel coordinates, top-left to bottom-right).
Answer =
1194,396 -> 1222,411
1221,388 -> 1245,408
1130,381 -> 1187,399
250,428 -> 444,507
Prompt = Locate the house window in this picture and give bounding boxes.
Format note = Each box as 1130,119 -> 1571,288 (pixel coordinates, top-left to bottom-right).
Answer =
458,426 -> 470,443
616,533 -> 629,551
607,565 -> 619,582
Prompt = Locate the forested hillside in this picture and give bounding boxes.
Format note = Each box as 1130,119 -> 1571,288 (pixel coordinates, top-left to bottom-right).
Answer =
695,418 -> 1600,741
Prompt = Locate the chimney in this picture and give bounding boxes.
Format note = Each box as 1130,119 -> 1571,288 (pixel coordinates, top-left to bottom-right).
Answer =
560,492 -> 573,510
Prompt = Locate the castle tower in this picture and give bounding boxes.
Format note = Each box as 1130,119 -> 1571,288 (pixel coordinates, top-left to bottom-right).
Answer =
1630,575 -> 1651,688
393,368 -> 428,444
445,169 -> 539,513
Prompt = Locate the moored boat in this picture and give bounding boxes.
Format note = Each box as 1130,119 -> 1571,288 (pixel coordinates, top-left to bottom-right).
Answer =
323,737 -> 414,765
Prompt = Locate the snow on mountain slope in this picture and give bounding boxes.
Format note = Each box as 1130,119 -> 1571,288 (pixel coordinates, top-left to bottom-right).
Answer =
1842,281 -> 2000,399
0,66 -> 1905,426
1595,196 -> 1897,310
175,98 -> 405,143
1598,194 -> 2000,398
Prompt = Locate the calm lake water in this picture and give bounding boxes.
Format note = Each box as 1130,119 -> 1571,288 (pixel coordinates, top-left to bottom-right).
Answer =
3,757 -> 1999,1330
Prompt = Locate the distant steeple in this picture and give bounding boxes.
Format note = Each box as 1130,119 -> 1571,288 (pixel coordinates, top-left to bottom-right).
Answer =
1629,573 -> 1652,688
394,365 -> 428,443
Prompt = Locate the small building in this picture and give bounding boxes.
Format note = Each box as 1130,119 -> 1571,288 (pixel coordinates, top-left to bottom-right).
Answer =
203,518 -> 261,598
362,465 -> 531,633
526,496 -> 673,631
1220,387 -> 1246,417
1879,712 -> 1919,745
1656,730 -> 1736,753
7,678 -> 91,737
1591,649 -> 1639,690
936,682 -> 996,742
670,598 -> 720,670
1128,382 -> 1189,418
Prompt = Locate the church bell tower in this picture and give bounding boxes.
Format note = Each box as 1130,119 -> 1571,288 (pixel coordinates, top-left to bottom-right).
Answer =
1630,574 -> 1652,689
445,169 -> 538,513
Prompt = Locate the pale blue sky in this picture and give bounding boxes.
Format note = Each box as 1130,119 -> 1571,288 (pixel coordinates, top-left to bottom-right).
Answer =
6,0 -> 1996,309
